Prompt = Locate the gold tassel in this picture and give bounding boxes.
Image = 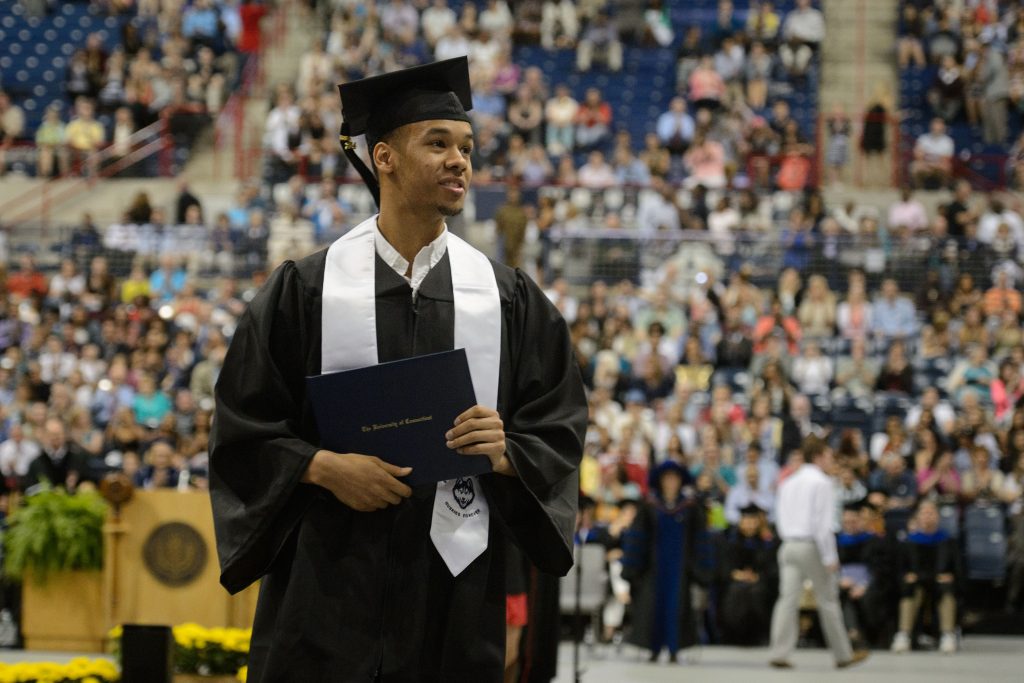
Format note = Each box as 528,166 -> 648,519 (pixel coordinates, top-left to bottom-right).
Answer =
338,135 -> 356,151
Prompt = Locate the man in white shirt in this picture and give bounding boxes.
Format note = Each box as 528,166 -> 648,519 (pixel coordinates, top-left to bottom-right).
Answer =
636,177 -> 681,232
478,0 -> 513,41
379,0 -> 419,40
977,196 -> 1024,246
435,24 -> 471,62
544,85 -> 578,156
577,150 -> 617,188
0,423 -> 41,480
655,97 -> 695,156
768,437 -> 868,669
421,0 -> 457,47
782,0 -> 825,47
911,117 -> 955,188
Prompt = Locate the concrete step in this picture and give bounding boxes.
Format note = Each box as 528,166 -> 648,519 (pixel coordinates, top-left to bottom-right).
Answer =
184,0 -> 305,184
821,63 -> 895,80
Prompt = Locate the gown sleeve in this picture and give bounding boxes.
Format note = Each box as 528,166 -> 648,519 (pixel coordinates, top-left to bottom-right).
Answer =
483,270 -> 587,577
209,261 -> 320,594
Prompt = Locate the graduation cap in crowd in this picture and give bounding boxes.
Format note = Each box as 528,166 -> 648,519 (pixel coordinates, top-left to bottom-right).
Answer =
651,460 -> 691,487
739,503 -> 765,517
337,57 -> 474,207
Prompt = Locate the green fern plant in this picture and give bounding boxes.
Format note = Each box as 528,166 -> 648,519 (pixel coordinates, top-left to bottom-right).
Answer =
2,487 -> 107,583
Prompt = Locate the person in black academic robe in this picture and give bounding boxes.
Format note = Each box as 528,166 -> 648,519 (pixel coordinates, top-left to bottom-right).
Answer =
22,417 -> 93,493
891,499 -> 963,652
210,58 -> 587,683
836,501 -> 887,649
622,461 -> 702,663
718,504 -> 778,646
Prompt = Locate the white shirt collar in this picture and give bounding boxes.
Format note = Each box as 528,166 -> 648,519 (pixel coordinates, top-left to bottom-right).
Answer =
373,220 -> 448,296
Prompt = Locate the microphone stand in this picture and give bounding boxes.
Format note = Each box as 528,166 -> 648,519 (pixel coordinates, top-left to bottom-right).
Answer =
573,541 -> 583,683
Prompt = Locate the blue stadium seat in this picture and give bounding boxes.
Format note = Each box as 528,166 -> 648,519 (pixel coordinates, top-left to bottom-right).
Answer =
964,504 -> 1007,581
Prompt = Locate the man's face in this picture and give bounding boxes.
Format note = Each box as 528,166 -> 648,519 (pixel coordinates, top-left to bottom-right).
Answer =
841,509 -> 862,535
659,470 -> 683,500
882,453 -> 903,475
382,119 -> 474,218
917,503 -> 939,532
44,421 -> 67,452
738,514 -> 760,537
817,447 -> 835,472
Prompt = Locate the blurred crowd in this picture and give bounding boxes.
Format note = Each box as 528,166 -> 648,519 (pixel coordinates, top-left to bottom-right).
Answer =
263,0 -> 827,193
2,172 -> 1024,654
0,0 -> 265,177
898,0 -> 1024,189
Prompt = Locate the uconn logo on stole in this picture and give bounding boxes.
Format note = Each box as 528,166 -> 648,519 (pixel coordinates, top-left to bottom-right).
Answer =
444,478 -> 481,518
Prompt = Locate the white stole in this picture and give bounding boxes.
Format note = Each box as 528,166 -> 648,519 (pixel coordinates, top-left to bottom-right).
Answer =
321,216 -> 500,576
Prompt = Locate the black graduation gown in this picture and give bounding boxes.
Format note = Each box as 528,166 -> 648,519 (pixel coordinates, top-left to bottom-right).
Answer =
718,531 -> 778,645
210,248 -> 586,683
836,532 -> 890,642
23,446 -> 93,491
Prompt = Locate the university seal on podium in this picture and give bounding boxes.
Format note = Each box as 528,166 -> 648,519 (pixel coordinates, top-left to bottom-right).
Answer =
143,522 -> 208,587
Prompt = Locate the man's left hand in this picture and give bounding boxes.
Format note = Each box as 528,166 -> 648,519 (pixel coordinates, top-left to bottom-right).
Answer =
446,405 -> 515,476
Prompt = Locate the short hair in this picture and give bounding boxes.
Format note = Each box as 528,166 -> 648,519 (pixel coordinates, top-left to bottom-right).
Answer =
801,435 -> 829,462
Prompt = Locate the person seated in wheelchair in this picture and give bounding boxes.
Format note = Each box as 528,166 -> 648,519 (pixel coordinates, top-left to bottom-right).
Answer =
890,499 -> 962,654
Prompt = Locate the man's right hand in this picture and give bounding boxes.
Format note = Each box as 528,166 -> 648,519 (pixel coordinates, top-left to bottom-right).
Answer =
303,450 -> 413,512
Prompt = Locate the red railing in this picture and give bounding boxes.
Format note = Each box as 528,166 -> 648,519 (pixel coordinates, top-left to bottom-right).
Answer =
211,0 -> 289,181
0,117 -> 171,229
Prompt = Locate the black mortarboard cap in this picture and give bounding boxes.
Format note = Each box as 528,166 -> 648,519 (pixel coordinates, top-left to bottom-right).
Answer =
337,57 -> 474,207
739,503 -> 765,517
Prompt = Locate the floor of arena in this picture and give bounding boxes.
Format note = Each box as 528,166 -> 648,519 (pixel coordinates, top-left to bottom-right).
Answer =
551,636 -> 1024,682
2,637 -> 1022,681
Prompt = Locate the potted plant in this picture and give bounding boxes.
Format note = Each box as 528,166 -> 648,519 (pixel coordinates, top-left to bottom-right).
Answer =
0,658 -> 119,682
109,623 -> 250,682
3,487 -> 108,651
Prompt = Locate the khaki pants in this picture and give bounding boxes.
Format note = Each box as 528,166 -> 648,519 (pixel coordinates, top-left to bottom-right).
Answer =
769,541 -> 854,663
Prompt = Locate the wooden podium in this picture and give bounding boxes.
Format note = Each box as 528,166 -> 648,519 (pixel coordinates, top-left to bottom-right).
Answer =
22,490 -> 258,652
103,490 -> 259,633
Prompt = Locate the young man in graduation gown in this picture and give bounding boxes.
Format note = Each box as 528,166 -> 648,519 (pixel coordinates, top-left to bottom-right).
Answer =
209,57 -> 587,683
